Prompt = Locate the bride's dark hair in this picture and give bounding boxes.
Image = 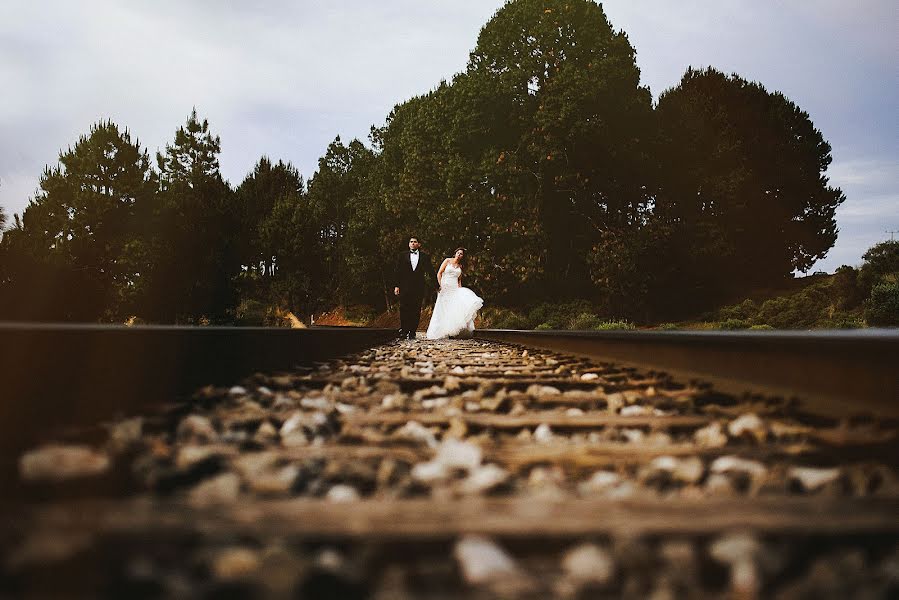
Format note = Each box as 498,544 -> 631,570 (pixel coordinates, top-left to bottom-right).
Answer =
453,247 -> 468,269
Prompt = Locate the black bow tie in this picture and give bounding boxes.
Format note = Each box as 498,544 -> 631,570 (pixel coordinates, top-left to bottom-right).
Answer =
410,251 -> 419,254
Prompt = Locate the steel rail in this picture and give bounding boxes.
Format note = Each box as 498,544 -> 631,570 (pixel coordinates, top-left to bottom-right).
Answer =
0,323 -> 397,458
475,329 -> 899,418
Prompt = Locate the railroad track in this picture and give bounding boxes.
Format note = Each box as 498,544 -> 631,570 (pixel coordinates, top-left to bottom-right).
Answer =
2,329 -> 898,598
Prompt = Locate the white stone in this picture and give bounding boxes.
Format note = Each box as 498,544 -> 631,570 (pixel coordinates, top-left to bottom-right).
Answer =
434,438 -> 482,471
534,423 -> 554,443
228,386 -> 248,396
710,456 -> 767,479
789,467 -> 841,491
279,412 -> 306,437
621,405 -> 651,416
694,422 -> 728,448
582,471 -> 621,491
395,421 -> 438,448
562,543 -> 614,584
728,413 -> 767,441
527,384 -> 562,397
460,464 -> 509,494
454,535 -> 521,585
301,396 -> 330,410
580,373 -> 599,381
326,484 -> 360,502
177,415 -> 218,443
411,460 -> 448,483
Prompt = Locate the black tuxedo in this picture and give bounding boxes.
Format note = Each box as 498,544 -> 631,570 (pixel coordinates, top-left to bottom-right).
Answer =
393,250 -> 434,337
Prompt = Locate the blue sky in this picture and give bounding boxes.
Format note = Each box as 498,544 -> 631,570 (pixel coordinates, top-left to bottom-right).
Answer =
1,0 -> 896,272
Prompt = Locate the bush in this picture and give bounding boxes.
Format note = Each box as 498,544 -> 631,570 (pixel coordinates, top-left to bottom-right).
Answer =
749,324 -> 774,330
717,299 -> 757,321
859,240 -> 899,295
719,318 -> 750,330
535,322 -> 554,330
570,312 -> 604,330
481,306 -> 531,329
865,279 -> 899,326
528,300 -> 593,329
831,266 -> 864,309
657,322 -> 679,330
594,320 -> 636,331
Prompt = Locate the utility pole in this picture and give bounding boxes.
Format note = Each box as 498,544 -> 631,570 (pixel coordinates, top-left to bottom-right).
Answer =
887,230 -> 898,242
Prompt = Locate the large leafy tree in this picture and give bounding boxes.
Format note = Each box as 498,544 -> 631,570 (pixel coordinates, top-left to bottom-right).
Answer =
306,136 -> 380,307
374,0 -> 654,304
654,68 -> 845,306
236,157 -> 323,312
0,121 -> 156,320
142,109 -> 239,322
463,0 -> 654,300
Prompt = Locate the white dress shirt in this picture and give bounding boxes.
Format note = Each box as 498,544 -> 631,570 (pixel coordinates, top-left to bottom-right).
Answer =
410,251 -> 420,271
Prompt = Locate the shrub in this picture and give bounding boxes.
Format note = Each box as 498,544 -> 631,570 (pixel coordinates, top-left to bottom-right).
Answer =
719,318 -> 750,330
570,312 -> 604,330
657,322 -> 679,330
865,279 -> 899,326
528,300 -> 593,329
482,306 -> 531,329
858,240 -> 899,295
831,266 -> 864,309
594,320 -> 636,331
535,322 -> 553,330
749,324 -> 774,330
717,299 -> 757,321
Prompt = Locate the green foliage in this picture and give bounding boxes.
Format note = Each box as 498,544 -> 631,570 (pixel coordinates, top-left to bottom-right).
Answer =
749,324 -> 774,330
0,120 -> 156,320
865,278 -> 899,326
657,323 -> 679,330
142,109 -> 239,323
831,265 -> 864,310
858,241 -> 899,295
652,68 -> 845,314
593,320 -> 636,331
528,300 -> 592,329
570,312 -> 605,330
480,306 -> 531,329
719,318 -> 750,330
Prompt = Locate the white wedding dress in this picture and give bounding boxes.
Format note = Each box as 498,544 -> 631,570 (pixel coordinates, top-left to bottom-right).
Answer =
426,262 -> 484,339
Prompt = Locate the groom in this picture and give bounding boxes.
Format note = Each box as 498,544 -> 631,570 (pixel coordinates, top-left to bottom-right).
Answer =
393,235 -> 434,340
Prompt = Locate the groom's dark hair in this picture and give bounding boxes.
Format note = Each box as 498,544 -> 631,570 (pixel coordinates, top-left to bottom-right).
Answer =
409,235 -> 420,242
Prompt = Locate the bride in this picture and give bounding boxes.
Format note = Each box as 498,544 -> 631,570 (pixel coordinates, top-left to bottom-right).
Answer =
426,248 -> 484,340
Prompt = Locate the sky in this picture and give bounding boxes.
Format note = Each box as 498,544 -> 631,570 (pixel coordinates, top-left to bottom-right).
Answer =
1,0 -> 896,272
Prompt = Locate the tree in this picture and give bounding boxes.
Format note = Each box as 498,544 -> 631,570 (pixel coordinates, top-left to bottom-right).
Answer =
0,121 -> 156,320
464,0 -> 654,301
306,136 -> 379,307
858,240 -> 899,295
142,109 -> 238,322
372,0 -> 654,305
654,68 -> 845,307
236,157 -> 320,313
